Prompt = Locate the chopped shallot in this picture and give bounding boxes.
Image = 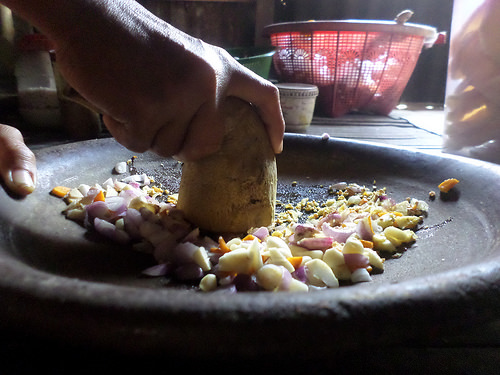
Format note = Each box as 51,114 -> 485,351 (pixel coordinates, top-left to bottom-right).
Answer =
53,169 -> 429,293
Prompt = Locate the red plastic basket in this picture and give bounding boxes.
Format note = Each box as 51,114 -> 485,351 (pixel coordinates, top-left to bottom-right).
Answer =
264,20 -> 440,117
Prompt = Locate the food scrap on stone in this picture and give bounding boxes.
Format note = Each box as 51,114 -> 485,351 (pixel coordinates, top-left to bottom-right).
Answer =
438,178 -> 459,193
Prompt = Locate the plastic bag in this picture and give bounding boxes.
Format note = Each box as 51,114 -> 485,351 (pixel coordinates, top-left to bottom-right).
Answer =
444,0 -> 500,162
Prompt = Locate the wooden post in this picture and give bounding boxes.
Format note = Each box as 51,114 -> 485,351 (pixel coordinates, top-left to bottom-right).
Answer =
254,0 -> 274,46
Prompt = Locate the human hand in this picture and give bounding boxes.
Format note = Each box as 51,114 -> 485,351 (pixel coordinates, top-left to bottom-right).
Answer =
47,0 -> 284,161
0,124 -> 36,196
0,0 -> 284,198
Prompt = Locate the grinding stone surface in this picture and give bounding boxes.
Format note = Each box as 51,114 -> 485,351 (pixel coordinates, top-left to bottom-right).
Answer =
0,134 -> 499,357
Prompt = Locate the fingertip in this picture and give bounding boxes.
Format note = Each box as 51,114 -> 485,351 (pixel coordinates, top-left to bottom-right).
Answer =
5,169 -> 36,196
260,109 -> 285,155
0,125 -> 37,196
272,114 -> 285,154
275,138 -> 284,154
245,94 -> 284,155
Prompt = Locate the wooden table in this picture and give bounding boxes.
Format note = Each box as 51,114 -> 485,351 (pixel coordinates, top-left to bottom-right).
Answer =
303,107 -> 445,152
22,107 -> 446,153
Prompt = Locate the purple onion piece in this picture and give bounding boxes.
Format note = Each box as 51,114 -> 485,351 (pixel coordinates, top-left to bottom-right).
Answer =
294,224 -> 319,238
280,268 -> 292,291
343,253 -> 370,272
139,207 -> 155,221
356,217 -> 373,241
141,263 -> 171,277
317,212 -> 343,228
84,201 -> 112,227
85,187 -> 101,201
119,188 -> 140,205
93,217 -> 130,244
213,284 -> 237,294
321,222 -> 354,244
208,251 -> 223,265
182,227 -> 200,243
172,242 -> 199,265
342,211 -> 368,224
251,226 -> 269,240
124,208 -> 143,239
197,236 -> 218,250
233,274 -> 260,291
329,182 -> 348,190
160,210 -> 192,240
152,234 -> 178,264
174,264 -> 204,281
292,266 -> 307,283
297,236 -> 334,251
104,196 -> 127,215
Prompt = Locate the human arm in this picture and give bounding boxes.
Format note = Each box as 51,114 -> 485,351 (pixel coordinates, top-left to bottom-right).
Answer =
1,0 -> 285,161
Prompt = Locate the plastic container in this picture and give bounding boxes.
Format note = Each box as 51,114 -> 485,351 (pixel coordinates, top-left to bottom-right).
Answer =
264,19 -> 441,117
275,83 -> 318,132
227,46 -> 276,79
443,0 -> 500,162
14,34 -> 61,127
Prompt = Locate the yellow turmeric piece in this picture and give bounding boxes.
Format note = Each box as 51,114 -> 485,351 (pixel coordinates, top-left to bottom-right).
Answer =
438,178 -> 459,193
50,186 -> 71,198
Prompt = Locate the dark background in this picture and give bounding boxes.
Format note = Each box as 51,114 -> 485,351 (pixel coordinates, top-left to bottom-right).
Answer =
138,0 -> 453,105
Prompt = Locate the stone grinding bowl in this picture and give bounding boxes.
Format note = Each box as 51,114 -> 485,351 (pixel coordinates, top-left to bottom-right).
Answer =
0,134 -> 499,359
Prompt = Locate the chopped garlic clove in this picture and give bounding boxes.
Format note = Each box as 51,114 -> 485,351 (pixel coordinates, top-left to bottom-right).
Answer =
351,268 -> 372,283
289,244 -> 323,259
342,236 -> 365,254
323,247 -> 345,267
267,247 -> 295,273
304,259 -> 339,288
192,246 -> 212,272
256,264 -> 284,291
372,233 -> 397,252
384,226 -> 416,246
199,274 -> 218,292
363,248 -> 385,270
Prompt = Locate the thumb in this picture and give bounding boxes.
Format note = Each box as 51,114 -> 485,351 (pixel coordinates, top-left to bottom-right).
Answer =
0,125 -> 37,196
